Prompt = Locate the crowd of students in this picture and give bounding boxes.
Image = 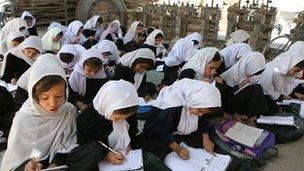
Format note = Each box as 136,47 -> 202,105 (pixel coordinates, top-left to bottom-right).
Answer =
0,10 -> 304,171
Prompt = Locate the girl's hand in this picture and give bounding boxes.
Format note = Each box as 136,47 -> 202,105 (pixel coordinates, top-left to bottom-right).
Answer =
104,151 -> 125,165
24,160 -> 42,171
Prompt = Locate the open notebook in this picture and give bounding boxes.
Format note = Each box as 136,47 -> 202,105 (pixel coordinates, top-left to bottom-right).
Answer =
257,115 -> 295,126
164,143 -> 231,171
99,149 -> 143,171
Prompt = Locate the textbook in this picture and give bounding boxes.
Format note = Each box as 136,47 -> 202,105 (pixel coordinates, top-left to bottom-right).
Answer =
257,115 -> 295,126
164,143 -> 231,171
99,149 -> 143,171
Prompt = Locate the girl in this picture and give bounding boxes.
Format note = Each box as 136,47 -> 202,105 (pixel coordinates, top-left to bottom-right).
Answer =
21,11 -> 38,36
141,29 -> 166,58
258,41 -> 304,112
218,52 -> 267,124
162,32 -> 202,85
6,31 -> 25,51
226,29 -> 251,46
137,79 -> 221,161
1,36 -> 43,84
111,48 -> 156,100
41,27 -> 63,54
123,21 -> 145,52
179,47 -> 222,83
58,44 -> 86,75
99,20 -> 119,43
220,43 -> 252,70
48,22 -> 68,34
77,80 -> 139,169
0,18 -> 27,56
62,20 -> 91,48
83,15 -> 104,41
68,49 -> 108,111
1,54 -> 101,171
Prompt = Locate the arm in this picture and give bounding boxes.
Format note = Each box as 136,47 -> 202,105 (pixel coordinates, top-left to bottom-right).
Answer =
179,68 -> 196,80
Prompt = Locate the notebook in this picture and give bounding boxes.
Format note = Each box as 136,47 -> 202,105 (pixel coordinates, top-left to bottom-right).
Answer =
276,99 -> 302,105
224,122 -> 263,148
99,149 -> 143,171
164,143 -> 231,171
257,115 -> 295,126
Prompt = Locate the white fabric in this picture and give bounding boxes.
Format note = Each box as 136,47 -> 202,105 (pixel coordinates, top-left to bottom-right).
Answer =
92,39 -> 120,64
185,32 -> 202,48
99,20 -> 119,42
152,79 -> 221,135
226,29 -> 251,46
69,49 -> 107,96
84,15 -> 104,40
258,41 -> 304,100
1,36 -> 43,77
21,11 -> 36,28
123,21 -> 142,44
119,48 -> 155,89
6,31 -> 25,50
181,47 -> 220,80
1,54 -> 77,171
0,18 -> 27,55
62,20 -> 86,45
48,22 -> 68,34
41,27 -> 62,52
58,44 -> 86,70
220,43 -> 252,69
165,37 -> 196,66
93,80 -> 139,151
221,52 -> 266,87
113,19 -> 124,38
143,29 -> 166,56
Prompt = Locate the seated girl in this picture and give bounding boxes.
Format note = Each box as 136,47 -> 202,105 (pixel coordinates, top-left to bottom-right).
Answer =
41,27 -> 63,54
123,21 -> 145,53
1,36 -> 43,84
111,48 -> 156,101
218,52 -> 267,125
137,79 -> 221,161
68,49 -> 108,111
6,31 -> 25,52
83,15 -> 103,41
225,29 -> 251,46
179,47 -> 222,83
1,54 -> 101,171
21,11 -> 38,36
99,20 -> 119,43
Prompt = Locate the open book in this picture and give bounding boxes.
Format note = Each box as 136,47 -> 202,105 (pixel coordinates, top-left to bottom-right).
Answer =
257,115 -> 295,126
224,122 -> 263,148
276,99 -> 302,105
164,143 -> 231,171
99,149 -> 143,171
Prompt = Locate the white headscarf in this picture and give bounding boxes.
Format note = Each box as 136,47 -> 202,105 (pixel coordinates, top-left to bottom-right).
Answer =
220,43 -> 252,69
1,36 -> 43,77
62,20 -> 86,45
99,20 -> 119,42
6,31 -> 25,50
41,27 -> 62,52
21,11 -> 36,28
84,15 -> 104,40
181,47 -> 220,80
1,54 -> 77,171
58,44 -> 86,70
258,41 -> 304,100
92,40 -> 120,64
69,49 -> 107,96
221,52 -> 266,87
185,32 -> 202,48
119,48 -> 155,89
48,22 -> 68,34
144,29 -> 166,56
93,80 -> 139,151
123,21 -> 142,44
113,19 -> 124,38
165,37 -> 197,66
226,29 -> 251,46
152,79 -> 221,135
0,18 -> 28,55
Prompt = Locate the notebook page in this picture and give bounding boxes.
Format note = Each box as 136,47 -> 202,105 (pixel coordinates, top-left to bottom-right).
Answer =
99,149 -> 143,171
225,122 -> 263,147
257,116 -> 294,126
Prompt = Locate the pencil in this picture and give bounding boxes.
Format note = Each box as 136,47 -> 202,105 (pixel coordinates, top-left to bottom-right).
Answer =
41,165 -> 68,171
98,141 -> 126,158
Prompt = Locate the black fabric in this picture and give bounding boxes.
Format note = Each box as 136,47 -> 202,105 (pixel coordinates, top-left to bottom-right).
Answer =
81,38 -> 97,49
28,26 -> 38,36
0,86 -> 16,138
124,40 -> 144,53
141,44 -> 157,56
82,29 -> 96,38
218,82 -> 269,118
161,62 -> 186,85
290,83 -> 304,99
77,104 -> 139,149
178,68 -> 196,80
104,34 -> 115,42
0,53 -> 31,83
217,62 -> 227,76
14,86 -> 28,110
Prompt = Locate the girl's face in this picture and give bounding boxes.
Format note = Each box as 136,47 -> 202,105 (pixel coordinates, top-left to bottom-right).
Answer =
204,60 -> 221,80
11,40 -> 22,47
77,26 -> 84,36
136,24 -> 143,34
188,107 -> 213,117
287,66 -> 302,76
83,65 -> 100,77
23,48 -> 39,59
53,34 -> 63,43
38,83 -> 65,114
155,37 -> 163,45
110,112 -> 133,122
95,21 -> 102,28
25,18 -> 33,27
132,63 -> 150,73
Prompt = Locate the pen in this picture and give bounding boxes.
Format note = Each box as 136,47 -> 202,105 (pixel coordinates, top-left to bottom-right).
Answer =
98,141 -> 126,158
41,165 -> 68,171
